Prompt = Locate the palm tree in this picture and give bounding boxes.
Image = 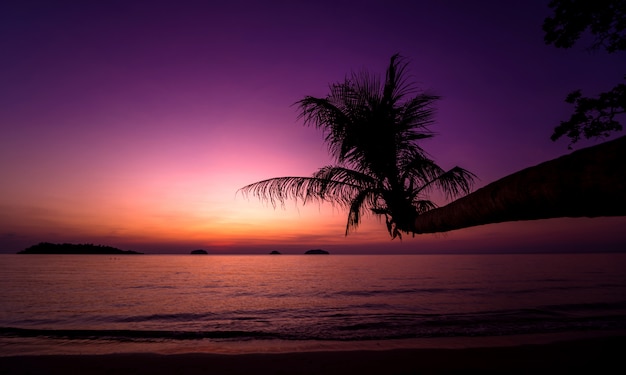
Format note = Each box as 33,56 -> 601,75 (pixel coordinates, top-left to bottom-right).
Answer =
239,54 -> 476,239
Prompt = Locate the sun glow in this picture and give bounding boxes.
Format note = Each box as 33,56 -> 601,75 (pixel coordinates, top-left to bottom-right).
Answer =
2,1 -> 625,254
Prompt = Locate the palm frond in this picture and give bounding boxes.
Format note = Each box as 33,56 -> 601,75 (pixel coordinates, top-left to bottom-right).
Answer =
345,189 -> 376,235
414,166 -> 477,200
312,165 -> 377,190
401,153 -> 446,187
238,176 -> 327,208
296,96 -> 352,163
396,94 -> 440,138
238,166 -> 378,209
383,54 -> 416,105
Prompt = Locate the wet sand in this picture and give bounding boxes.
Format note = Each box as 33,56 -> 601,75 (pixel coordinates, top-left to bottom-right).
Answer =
1,335 -> 624,374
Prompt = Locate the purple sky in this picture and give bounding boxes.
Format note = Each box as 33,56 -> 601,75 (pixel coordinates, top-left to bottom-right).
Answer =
1,0 -> 625,254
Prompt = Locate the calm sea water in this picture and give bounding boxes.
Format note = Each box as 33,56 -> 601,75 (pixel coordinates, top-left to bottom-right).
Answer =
1,253 -> 625,355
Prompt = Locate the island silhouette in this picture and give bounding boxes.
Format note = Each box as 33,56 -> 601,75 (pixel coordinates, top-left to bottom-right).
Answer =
18,242 -> 142,255
305,249 -> 329,254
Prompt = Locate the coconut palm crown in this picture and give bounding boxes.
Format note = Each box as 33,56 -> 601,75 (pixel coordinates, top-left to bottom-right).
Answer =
239,54 -> 476,239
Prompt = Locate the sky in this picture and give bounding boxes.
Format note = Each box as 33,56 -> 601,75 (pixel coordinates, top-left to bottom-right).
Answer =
1,0 -> 625,254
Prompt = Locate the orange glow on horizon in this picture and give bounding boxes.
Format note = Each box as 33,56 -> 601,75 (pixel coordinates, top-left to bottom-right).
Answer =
2,1 -> 625,254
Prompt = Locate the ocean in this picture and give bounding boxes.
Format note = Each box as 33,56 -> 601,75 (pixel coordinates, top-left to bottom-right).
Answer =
1,253 -> 625,356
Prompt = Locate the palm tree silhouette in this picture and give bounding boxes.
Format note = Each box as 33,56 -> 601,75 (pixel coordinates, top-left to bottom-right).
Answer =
239,54 -> 475,239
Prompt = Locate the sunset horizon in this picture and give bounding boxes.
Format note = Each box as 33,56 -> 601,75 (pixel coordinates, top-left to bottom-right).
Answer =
2,1 -> 625,256
6,214 -> 626,255
2,2 -> 626,373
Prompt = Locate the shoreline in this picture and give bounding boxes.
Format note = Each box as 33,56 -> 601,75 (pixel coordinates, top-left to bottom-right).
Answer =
2,329 -> 624,357
1,333 -> 624,374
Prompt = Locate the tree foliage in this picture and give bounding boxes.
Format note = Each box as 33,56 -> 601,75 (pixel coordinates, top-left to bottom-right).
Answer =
543,0 -> 626,52
543,0 -> 626,147
240,55 -> 475,239
550,80 -> 626,145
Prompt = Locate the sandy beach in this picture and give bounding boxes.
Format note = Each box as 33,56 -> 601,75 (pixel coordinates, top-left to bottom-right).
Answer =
1,335 -> 624,375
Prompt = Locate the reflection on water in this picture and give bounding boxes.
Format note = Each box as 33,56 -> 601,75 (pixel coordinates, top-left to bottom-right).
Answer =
1,253 -> 625,355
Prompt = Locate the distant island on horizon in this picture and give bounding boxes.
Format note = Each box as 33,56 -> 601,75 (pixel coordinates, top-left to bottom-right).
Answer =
18,242 -> 142,255
305,249 -> 329,254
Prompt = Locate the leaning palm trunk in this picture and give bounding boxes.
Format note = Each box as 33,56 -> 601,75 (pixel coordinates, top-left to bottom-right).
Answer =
412,136 -> 626,233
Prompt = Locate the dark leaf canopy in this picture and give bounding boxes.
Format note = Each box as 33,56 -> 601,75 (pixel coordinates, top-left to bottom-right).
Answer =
543,0 -> 626,53
551,79 -> 626,147
544,0 -> 626,146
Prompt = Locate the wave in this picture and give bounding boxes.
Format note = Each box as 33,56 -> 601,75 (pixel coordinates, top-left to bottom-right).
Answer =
0,327 -> 283,341
3,301 -> 626,342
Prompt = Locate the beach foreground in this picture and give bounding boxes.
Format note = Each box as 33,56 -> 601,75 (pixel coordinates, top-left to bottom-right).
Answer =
1,335 -> 624,375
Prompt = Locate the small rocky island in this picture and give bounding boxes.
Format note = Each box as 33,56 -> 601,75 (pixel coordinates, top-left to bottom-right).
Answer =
18,242 -> 142,254
269,250 -> 281,254
304,249 -> 329,254
190,249 -> 208,255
